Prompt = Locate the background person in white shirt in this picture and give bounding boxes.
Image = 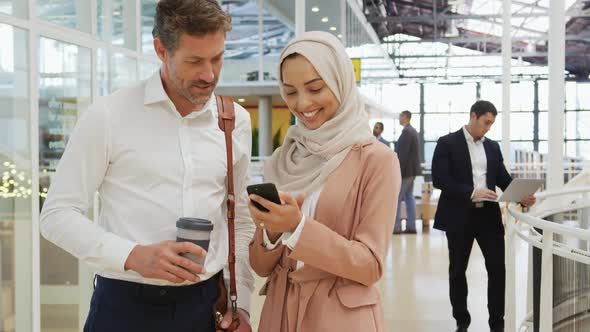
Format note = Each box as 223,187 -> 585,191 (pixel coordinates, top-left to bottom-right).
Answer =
39,1 -> 254,331
431,100 -> 535,332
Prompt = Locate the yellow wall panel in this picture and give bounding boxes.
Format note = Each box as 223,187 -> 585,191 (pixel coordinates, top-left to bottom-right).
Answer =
245,106 -> 292,145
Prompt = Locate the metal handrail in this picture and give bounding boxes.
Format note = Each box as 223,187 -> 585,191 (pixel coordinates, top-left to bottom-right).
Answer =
506,188 -> 590,332
534,186 -> 590,199
510,204 -> 590,241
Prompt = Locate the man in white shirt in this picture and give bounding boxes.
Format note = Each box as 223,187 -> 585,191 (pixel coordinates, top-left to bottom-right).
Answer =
40,1 -> 254,331
431,100 -> 535,332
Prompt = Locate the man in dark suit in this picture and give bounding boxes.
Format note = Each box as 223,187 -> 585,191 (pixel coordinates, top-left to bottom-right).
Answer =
432,100 -> 535,332
393,110 -> 422,234
373,122 -> 390,147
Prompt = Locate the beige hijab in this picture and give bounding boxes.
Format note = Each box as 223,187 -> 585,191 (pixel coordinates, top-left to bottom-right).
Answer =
263,31 -> 373,194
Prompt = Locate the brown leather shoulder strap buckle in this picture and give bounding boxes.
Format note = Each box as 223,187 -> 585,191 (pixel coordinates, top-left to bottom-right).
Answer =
216,95 -> 235,132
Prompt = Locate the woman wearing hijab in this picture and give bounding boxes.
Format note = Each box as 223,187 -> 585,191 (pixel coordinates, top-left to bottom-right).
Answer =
247,31 -> 401,332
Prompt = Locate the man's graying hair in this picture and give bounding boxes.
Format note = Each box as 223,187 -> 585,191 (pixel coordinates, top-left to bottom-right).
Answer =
152,0 -> 232,53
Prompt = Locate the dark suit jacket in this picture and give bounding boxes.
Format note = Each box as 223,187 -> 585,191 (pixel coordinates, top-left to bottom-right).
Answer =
395,124 -> 421,178
431,128 -> 512,233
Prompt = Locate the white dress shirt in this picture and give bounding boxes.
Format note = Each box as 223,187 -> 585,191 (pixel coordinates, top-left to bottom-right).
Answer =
262,188 -> 323,270
462,126 -> 488,201
40,71 -> 255,311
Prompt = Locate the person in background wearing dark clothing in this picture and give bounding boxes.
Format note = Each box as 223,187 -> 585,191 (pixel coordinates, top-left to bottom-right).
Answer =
431,100 -> 535,332
393,110 -> 422,234
373,122 -> 390,147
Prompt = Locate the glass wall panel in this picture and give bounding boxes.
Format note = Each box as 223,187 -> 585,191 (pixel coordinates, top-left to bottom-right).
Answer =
564,140 -> 590,159
539,111 -> 548,140
424,142 -> 437,164
566,111 -> 590,140
39,37 -> 91,332
37,0 -> 91,33
139,61 -> 159,80
511,113 -> 534,140
382,84 -> 420,114
97,0 -> 138,50
578,83 -> 590,110
141,0 -> 157,55
97,49 -> 109,97
566,82 -> 590,110
0,0 -> 28,18
0,23 -> 32,332
110,53 -> 137,92
222,1 -> 261,83
478,82 -> 533,112
538,141 -> 548,154
511,81 -> 533,112
538,80 -> 549,110
359,84 -> 381,103
480,81 -> 502,110
422,112 -> 491,141
487,113 -> 502,141
572,141 -> 590,160
424,83 -> 476,113
423,114 -> 455,141
97,50 -> 138,95
510,142 -> 534,156
450,113 -> 468,132
262,3 -> 293,82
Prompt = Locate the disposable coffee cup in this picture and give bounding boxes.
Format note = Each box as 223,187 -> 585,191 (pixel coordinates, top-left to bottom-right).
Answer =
176,218 -> 213,267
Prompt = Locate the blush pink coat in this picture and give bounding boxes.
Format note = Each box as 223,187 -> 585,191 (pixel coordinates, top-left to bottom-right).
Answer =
249,139 -> 401,332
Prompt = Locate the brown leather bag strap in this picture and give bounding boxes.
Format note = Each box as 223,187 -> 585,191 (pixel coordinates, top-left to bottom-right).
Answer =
215,95 -> 239,320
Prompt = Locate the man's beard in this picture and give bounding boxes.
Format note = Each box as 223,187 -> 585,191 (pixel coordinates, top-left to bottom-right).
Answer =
169,65 -> 216,106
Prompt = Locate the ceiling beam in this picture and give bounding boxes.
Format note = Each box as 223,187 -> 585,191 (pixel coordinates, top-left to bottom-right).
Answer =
382,35 -> 590,44
367,12 -> 589,24
367,12 -> 549,23
391,52 -> 550,58
482,17 -> 548,36
509,0 -> 549,12
390,52 -> 590,59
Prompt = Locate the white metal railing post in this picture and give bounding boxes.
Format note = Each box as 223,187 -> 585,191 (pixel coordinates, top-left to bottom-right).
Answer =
505,203 -> 517,332
539,230 -> 554,332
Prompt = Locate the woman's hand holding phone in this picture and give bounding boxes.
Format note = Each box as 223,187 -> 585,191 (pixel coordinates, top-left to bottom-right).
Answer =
247,190 -> 305,236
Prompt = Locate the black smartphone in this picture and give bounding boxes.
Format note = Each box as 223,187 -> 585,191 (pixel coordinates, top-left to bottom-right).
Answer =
246,183 -> 281,212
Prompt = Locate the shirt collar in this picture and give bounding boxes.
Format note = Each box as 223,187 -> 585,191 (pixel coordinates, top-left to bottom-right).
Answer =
143,70 -> 217,119
144,70 -> 170,105
462,126 -> 485,144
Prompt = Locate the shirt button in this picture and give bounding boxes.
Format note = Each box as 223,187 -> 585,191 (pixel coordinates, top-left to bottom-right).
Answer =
160,289 -> 167,296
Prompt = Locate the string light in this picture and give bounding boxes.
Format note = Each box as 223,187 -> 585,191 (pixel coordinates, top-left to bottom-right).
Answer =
0,162 -> 46,199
